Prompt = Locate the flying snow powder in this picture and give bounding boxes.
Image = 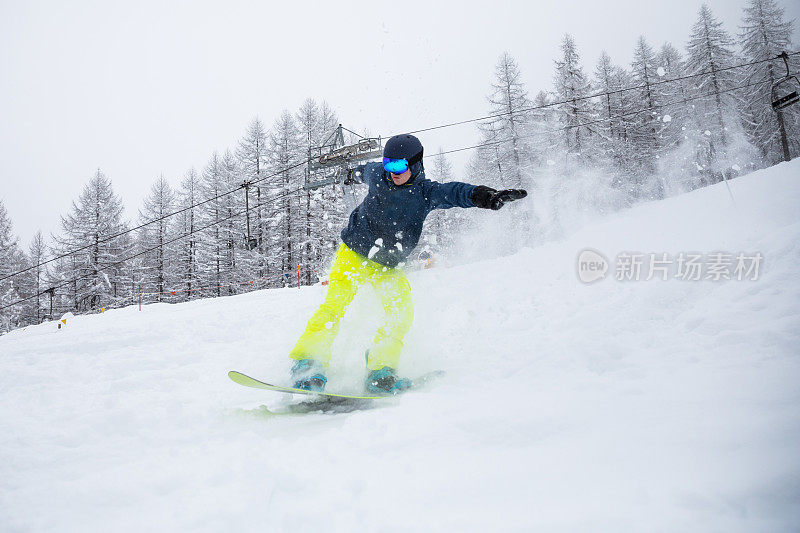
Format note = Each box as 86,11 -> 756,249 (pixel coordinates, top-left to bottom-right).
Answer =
657,66 -> 666,77
368,238 -> 384,259
662,115 -> 672,123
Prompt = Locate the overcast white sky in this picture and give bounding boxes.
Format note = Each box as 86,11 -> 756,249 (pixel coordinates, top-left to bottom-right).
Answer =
1,0 -> 798,246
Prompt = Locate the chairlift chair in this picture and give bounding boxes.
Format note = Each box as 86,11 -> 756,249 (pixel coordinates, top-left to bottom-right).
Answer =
771,51 -> 800,111
244,235 -> 259,251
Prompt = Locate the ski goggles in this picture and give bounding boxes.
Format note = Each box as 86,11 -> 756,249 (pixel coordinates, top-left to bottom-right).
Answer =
383,157 -> 409,174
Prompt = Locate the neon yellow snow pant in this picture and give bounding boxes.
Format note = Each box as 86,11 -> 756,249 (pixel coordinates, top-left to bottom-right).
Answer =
289,243 -> 414,371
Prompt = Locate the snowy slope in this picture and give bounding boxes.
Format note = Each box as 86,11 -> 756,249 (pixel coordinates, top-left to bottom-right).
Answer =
1,161 -> 799,532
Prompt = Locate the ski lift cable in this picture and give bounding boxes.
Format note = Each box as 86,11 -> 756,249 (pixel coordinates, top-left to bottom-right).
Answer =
435,74 -> 775,158
542,74 -> 773,136
0,186 -> 304,312
433,77 -> 772,176
0,75 -> 779,312
340,126 -> 370,139
0,156 -> 314,284
2,74 -> 776,291
3,54 -> 796,286
402,51 -> 800,137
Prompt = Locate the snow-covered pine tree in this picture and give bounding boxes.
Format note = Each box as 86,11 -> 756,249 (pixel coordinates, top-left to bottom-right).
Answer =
654,42 -> 689,154
268,110 -> 303,286
628,36 -> 665,196
50,169 -> 132,314
314,102 -> 345,261
612,65 -> 639,154
197,153 -> 227,297
473,52 -> 540,250
27,231 -> 49,323
173,168 -> 202,301
593,51 -> 636,176
430,147 -> 454,181
295,98 -> 340,285
46,251 -> 71,316
0,200 -> 27,332
594,51 -> 618,144
474,121 -> 508,190
479,52 -> 532,190
738,0 -> 800,163
137,175 -> 176,301
528,90 -> 560,168
235,118 -> 271,281
553,34 -> 599,167
220,149 -> 254,294
685,4 -> 740,183
653,42 -> 702,194
296,100 -> 318,285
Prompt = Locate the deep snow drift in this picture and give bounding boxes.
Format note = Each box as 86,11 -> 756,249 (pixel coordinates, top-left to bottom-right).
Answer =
1,161 -> 799,532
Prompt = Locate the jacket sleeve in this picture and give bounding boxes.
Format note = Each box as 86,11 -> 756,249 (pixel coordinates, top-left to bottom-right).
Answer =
422,180 -> 477,210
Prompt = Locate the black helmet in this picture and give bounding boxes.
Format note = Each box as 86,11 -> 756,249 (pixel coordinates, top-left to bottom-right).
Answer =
383,134 -> 424,166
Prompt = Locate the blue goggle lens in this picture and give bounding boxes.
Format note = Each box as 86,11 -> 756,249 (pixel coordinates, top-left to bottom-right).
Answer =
383,157 -> 409,174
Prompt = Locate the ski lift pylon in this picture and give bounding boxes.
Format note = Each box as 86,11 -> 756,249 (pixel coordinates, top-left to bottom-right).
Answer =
771,51 -> 800,111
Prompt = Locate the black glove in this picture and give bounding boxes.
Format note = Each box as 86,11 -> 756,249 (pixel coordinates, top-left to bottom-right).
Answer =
471,186 -> 528,210
343,168 -> 363,185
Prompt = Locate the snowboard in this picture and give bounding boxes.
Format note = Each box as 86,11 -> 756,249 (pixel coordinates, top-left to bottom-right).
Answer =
245,397 -> 381,416
227,369 -> 445,400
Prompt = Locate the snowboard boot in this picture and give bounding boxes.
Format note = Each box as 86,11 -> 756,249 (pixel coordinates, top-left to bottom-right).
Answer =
365,366 -> 412,395
290,359 -> 327,392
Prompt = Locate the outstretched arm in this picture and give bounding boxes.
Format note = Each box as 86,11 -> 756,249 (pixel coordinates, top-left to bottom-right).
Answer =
424,180 -> 477,210
424,180 -> 528,210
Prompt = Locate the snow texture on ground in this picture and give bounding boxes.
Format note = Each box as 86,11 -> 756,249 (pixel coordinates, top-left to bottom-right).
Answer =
1,161 -> 799,532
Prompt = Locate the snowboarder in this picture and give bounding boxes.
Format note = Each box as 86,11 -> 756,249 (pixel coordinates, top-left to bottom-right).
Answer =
289,134 -> 527,394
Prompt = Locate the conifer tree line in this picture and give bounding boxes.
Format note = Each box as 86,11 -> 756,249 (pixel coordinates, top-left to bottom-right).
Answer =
0,0 -> 797,333
460,0 -> 798,250
1,98 -> 347,331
